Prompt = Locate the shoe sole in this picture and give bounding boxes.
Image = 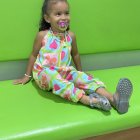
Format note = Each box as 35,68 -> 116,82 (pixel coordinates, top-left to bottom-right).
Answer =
116,78 -> 133,114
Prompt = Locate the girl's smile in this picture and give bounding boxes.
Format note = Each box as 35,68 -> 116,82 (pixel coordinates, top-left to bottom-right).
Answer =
58,21 -> 69,30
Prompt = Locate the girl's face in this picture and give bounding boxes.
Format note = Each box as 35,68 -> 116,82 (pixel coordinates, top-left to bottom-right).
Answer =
45,1 -> 70,33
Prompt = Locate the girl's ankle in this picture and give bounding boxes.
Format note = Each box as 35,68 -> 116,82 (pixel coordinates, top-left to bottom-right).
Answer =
80,95 -> 98,106
80,95 -> 89,105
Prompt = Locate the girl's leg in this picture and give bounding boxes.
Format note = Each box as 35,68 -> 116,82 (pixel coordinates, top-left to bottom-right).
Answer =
34,67 -> 84,102
95,87 -> 114,103
34,67 -> 111,111
79,94 -> 97,106
65,68 -> 108,97
51,70 -> 110,110
64,68 -> 133,113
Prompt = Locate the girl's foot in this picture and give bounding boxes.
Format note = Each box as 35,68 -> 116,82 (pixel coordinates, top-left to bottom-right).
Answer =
112,78 -> 133,114
89,92 -> 112,111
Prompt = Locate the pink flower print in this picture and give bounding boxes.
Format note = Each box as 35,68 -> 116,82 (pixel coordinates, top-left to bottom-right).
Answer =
60,71 -> 67,78
78,93 -> 84,100
88,75 -> 93,80
40,74 -> 49,89
73,87 -> 77,94
51,57 -> 57,65
78,84 -> 87,89
61,51 -> 65,60
50,66 -> 55,71
96,81 -> 104,85
45,54 -> 57,66
66,73 -> 73,81
36,64 -> 43,70
50,40 -> 58,49
67,35 -> 71,42
46,55 -> 50,60
56,74 -> 62,80
63,91 -> 71,100
64,94 -> 70,100
54,84 -> 60,91
76,78 -> 83,85
43,55 -> 50,66
42,74 -> 46,84
58,67 -> 63,73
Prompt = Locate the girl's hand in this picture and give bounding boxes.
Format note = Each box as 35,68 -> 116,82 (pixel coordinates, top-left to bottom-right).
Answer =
13,75 -> 31,85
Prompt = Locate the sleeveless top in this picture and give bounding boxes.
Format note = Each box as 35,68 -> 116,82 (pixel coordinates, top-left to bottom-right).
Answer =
33,29 -> 73,74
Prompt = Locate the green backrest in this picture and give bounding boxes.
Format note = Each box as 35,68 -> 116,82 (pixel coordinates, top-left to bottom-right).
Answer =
70,0 -> 140,54
0,0 -> 42,61
0,0 -> 140,61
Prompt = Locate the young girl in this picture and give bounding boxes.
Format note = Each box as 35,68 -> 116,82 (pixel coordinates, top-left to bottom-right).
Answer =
13,0 -> 133,114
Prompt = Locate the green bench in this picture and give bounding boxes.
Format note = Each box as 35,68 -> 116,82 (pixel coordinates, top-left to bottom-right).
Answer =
0,0 -> 140,139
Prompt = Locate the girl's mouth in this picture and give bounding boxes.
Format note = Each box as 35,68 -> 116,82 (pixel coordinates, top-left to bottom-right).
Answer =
58,21 -> 68,30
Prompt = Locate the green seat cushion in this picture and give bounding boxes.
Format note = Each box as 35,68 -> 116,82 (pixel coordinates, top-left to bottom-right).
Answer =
0,65 -> 140,140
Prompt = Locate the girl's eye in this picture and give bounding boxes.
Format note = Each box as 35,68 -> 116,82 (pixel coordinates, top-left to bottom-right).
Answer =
66,11 -> 69,15
56,13 -> 61,16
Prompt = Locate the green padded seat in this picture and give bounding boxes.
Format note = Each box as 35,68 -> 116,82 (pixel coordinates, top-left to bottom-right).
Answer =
0,65 -> 140,140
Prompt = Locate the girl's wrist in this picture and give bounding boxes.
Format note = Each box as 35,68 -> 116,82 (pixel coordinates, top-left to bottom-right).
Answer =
24,73 -> 32,78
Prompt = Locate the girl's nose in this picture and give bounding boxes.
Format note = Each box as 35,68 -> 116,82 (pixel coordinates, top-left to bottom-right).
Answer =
61,14 -> 67,20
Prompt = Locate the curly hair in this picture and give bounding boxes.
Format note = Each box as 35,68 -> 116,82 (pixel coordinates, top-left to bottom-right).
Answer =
39,0 -> 69,31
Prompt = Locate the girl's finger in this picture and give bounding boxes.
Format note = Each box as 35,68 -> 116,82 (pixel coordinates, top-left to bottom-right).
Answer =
13,79 -> 22,85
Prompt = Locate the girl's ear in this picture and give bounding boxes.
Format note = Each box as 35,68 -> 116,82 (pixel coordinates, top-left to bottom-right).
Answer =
44,14 -> 50,23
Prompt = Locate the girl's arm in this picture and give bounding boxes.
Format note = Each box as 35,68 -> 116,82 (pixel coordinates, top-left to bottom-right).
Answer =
69,31 -> 82,71
13,31 -> 47,85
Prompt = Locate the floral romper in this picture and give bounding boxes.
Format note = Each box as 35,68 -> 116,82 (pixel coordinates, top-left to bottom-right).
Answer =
33,30 -> 105,102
